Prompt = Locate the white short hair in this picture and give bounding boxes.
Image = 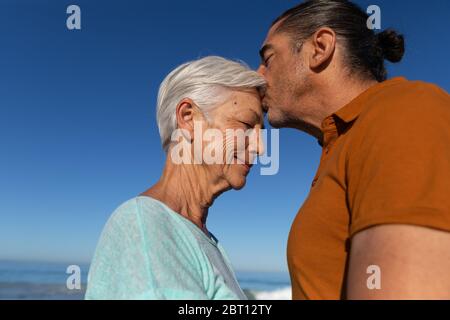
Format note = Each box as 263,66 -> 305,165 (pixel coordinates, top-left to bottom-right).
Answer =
156,56 -> 266,152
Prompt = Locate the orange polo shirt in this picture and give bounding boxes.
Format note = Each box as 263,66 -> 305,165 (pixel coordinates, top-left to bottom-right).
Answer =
287,77 -> 450,300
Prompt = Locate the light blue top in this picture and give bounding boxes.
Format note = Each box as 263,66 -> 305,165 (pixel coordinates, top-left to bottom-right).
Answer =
85,196 -> 247,300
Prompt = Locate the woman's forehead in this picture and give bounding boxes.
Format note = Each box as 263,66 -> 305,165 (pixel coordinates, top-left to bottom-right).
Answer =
227,93 -> 262,115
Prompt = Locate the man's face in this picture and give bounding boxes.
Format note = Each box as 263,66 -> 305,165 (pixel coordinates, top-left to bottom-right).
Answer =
257,22 -> 310,129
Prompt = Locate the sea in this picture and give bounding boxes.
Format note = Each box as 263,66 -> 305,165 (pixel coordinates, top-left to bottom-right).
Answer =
0,260 -> 291,300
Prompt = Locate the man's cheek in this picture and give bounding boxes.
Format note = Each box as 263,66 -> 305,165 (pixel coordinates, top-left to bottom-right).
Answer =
271,67 -> 284,86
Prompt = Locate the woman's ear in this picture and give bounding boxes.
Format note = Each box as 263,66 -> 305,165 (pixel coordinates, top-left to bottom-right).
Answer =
308,27 -> 336,70
175,98 -> 196,142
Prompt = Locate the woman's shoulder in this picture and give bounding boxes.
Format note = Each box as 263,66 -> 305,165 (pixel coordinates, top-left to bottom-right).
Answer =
91,196 -> 204,267
105,196 -> 199,246
107,196 -> 173,227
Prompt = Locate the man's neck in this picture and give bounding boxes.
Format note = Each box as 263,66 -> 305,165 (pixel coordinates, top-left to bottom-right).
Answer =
314,76 -> 378,126
293,78 -> 378,140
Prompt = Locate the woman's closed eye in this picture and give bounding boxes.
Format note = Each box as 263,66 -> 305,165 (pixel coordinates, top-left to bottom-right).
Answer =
240,121 -> 254,129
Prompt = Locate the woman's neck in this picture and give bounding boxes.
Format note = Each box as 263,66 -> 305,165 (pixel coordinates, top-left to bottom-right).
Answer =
141,158 -> 230,235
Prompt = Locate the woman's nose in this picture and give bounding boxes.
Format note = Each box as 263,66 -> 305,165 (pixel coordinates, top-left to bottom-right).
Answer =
257,128 -> 265,156
249,128 -> 265,156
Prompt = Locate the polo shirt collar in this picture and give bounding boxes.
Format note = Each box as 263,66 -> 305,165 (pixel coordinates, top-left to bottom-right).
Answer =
334,77 -> 407,124
319,77 -> 407,147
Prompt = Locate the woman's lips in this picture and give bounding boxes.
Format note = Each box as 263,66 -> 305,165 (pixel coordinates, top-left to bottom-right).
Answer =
262,97 -> 269,112
234,156 -> 253,171
241,163 -> 253,172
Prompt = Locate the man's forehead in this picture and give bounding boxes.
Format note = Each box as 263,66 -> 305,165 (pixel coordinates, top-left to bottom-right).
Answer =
260,20 -> 289,53
267,19 -> 285,39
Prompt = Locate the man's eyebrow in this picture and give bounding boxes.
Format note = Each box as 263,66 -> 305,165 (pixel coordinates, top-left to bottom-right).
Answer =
259,44 -> 274,61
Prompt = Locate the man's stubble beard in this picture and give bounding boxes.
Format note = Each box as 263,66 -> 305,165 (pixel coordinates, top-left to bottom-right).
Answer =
269,68 -> 323,140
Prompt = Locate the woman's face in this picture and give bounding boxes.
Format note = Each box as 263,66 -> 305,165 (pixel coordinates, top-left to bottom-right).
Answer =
201,89 -> 265,190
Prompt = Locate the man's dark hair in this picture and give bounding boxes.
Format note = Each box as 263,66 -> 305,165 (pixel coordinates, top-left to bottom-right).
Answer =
272,0 -> 405,82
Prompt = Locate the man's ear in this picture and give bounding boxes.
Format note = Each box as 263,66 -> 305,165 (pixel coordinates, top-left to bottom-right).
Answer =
308,27 -> 336,70
175,98 -> 196,141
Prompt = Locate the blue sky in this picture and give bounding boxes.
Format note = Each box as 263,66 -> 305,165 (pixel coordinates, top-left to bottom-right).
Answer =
1,0 -> 449,272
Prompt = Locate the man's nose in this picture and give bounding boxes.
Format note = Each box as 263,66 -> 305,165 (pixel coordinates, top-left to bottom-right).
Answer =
257,64 -> 265,76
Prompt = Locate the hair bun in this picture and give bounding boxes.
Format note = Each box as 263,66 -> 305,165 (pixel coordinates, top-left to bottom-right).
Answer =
376,29 -> 405,63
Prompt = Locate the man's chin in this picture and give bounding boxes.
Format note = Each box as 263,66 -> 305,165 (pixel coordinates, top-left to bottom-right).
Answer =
266,110 -> 287,129
270,113 -> 322,139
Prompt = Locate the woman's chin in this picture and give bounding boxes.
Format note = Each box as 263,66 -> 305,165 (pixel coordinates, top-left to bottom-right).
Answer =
229,175 -> 247,190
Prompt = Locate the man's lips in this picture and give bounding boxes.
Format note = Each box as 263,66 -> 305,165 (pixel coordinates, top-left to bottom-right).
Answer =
262,98 -> 269,113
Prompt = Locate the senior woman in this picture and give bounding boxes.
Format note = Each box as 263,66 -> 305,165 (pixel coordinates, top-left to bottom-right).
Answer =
85,56 -> 266,300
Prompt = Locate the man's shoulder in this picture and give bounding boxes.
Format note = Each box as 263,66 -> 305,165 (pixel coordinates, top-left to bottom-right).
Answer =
358,78 -> 450,125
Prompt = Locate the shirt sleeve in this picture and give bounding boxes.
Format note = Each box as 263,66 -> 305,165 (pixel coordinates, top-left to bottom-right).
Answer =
85,200 -> 209,300
348,83 -> 450,237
